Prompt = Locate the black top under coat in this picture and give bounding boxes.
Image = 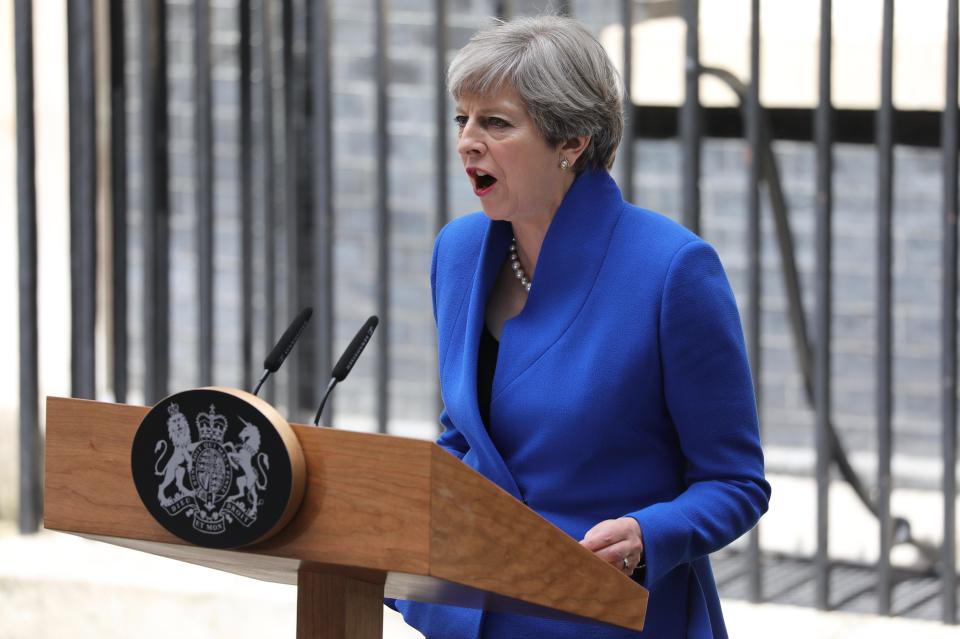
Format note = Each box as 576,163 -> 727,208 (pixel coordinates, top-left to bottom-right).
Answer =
477,322 -> 499,429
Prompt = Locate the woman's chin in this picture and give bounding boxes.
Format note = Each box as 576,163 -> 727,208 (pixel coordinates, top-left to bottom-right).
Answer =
480,206 -> 510,221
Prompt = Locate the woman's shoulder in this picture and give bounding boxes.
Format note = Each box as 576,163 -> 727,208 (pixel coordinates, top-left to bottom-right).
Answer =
431,212 -> 490,288
436,211 -> 489,252
614,203 -> 706,264
620,204 -> 698,243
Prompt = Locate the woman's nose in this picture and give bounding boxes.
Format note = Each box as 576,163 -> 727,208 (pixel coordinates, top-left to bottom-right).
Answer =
457,122 -> 484,156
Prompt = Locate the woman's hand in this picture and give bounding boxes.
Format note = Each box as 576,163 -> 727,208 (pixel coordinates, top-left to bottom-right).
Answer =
580,517 -> 645,577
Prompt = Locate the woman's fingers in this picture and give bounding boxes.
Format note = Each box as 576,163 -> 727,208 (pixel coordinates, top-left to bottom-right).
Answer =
581,517 -> 642,551
580,517 -> 645,574
593,539 -> 632,564
580,518 -> 623,550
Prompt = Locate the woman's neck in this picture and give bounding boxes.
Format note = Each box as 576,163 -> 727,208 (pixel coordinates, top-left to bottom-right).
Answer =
508,171 -> 578,279
510,217 -> 551,280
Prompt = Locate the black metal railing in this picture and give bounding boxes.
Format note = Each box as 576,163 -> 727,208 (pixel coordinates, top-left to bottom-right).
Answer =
15,0 -> 40,536
13,0 -> 960,625
941,0 -> 959,622
814,0 -> 835,612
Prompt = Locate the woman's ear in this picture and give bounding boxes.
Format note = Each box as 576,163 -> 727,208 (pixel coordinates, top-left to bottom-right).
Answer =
560,135 -> 591,168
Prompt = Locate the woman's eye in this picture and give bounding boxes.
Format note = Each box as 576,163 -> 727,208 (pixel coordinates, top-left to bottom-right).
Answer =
454,115 -> 467,129
487,117 -> 510,128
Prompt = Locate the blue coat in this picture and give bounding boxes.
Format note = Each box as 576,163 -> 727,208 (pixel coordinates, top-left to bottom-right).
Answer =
393,169 -> 770,638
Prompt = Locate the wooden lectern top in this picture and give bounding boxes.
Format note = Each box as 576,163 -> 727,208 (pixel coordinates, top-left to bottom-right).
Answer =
44,396 -> 647,632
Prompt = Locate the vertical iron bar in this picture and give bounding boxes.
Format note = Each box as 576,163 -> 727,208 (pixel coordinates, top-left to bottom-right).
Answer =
495,1 -> 513,20
815,0 -> 834,612
283,0 -> 300,416
557,0 -> 572,17
310,0 -> 334,425
290,0 -> 312,417
295,2 -> 314,417
745,0 -> 762,603
15,0 -> 41,534
434,0 -> 448,237
240,0 -> 254,391
681,0 -> 701,234
142,0 -> 170,404
110,0 -> 128,404
434,0 -> 449,422
375,0 -> 390,434
620,0 -> 634,203
942,0 -> 959,625
196,0 -> 215,386
68,0 -> 98,400
261,0 -> 277,404
876,0 -> 895,617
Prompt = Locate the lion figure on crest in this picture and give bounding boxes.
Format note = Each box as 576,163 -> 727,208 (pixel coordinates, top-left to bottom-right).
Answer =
226,419 -> 269,517
155,406 -> 196,506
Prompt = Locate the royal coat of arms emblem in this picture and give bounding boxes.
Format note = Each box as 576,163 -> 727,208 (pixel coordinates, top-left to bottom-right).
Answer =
154,402 -> 269,534
132,387 -> 305,549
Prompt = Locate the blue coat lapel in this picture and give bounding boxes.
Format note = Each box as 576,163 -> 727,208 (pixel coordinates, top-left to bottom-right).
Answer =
440,170 -> 625,499
493,170 -> 625,401
441,216 -> 520,497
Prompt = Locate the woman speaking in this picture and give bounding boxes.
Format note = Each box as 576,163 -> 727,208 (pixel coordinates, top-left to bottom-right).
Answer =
392,15 -> 770,638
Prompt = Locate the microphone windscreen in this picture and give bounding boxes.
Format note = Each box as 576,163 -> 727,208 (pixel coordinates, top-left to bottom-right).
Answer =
263,307 -> 313,372
331,316 -> 379,382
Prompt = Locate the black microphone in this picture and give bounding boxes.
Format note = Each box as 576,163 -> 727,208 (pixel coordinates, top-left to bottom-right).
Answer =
313,315 -> 379,426
252,307 -> 313,396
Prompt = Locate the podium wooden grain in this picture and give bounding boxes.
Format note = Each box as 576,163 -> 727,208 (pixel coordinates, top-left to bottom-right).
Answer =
44,396 -> 648,638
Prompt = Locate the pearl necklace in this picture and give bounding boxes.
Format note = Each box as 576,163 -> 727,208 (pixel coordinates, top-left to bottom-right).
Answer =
509,237 -> 531,292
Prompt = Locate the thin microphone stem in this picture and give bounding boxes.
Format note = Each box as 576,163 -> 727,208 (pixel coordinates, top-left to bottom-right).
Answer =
313,377 -> 338,426
252,369 -> 270,396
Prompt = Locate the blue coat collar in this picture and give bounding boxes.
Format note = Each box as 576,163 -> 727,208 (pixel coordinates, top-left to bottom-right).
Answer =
445,169 -> 626,497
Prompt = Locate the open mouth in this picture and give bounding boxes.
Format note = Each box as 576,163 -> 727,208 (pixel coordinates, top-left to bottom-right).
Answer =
475,171 -> 497,189
468,168 -> 498,194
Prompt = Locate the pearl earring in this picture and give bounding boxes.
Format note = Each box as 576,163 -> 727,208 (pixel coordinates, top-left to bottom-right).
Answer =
559,157 -> 570,170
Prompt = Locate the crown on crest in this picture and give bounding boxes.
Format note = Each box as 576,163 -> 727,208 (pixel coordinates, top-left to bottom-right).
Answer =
196,404 -> 228,441
166,402 -> 186,425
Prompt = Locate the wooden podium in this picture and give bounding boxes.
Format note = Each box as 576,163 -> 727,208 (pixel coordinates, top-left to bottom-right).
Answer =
44,396 -> 648,638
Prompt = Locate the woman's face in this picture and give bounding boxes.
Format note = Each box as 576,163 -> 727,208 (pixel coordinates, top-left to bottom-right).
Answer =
455,86 -> 572,226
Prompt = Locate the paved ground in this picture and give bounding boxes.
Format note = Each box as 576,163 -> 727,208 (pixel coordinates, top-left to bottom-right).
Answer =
1,524 -> 957,639
714,548 -> 948,622
0,525 -> 418,639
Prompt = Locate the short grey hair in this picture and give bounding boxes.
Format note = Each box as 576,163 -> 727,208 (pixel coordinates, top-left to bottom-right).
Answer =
447,15 -> 624,172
